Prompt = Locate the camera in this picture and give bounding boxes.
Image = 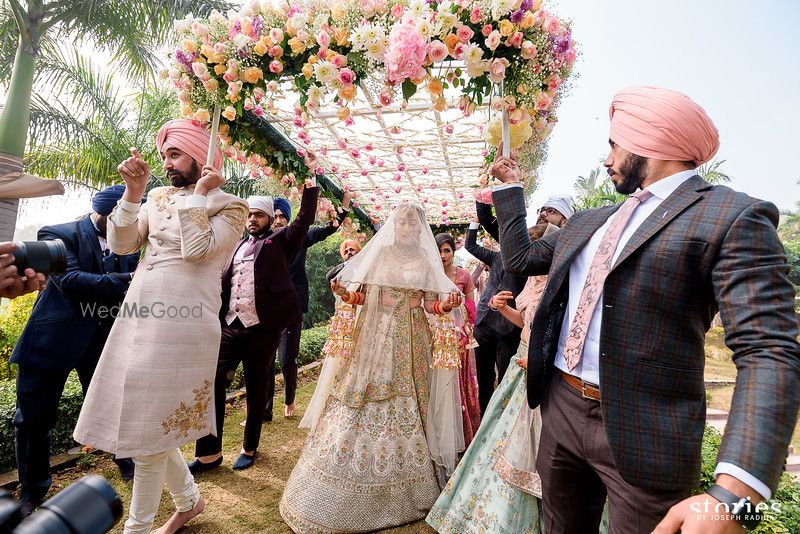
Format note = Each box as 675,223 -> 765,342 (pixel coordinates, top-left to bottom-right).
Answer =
0,475 -> 122,533
12,240 -> 67,275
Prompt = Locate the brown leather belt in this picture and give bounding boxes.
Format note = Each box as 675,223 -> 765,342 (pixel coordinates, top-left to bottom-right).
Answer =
560,370 -> 601,401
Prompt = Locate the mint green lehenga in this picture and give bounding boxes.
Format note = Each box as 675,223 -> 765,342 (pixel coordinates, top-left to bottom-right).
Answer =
427,273 -> 609,534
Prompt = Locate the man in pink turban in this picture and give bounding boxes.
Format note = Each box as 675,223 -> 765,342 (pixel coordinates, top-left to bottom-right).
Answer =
73,120 -> 248,534
489,86 -> 798,534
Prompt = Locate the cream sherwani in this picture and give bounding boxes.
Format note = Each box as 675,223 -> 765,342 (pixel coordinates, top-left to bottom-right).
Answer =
74,184 -> 247,458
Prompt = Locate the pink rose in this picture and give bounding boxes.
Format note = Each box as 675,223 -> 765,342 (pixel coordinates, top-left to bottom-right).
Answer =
396,146 -> 404,154
507,31 -> 523,48
456,25 -> 474,43
350,148 -> 361,158
453,43 -> 466,59
535,92 -> 553,111
395,186 -> 401,193
428,40 -> 449,63
269,60 -> 283,73
361,169 -> 369,176
330,165 -> 338,173
470,7 -> 482,24
472,188 -> 493,205
486,30 -> 501,50
565,47 -> 577,64
481,24 -> 493,37
316,31 -> 331,50
345,116 -> 354,126
394,174 -> 402,181
338,68 -> 355,85
338,139 -> 348,149
378,90 -> 393,107
269,28 -> 283,43
244,100 -> 254,111
441,200 -> 448,207
397,162 -> 406,171
390,4 -> 404,19
369,155 -> 377,165
521,40 -> 538,60
364,143 -> 373,151
422,167 -> 429,174
547,74 -> 562,91
545,16 -> 560,33
320,147 -> 328,155
269,45 -> 283,58
377,159 -> 385,167
445,123 -> 454,134
488,58 -> 509,83
331,54 -> 347,68
296,147 -> 307,158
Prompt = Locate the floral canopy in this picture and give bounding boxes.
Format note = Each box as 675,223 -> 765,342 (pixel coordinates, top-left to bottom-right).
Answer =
166,0 -> 576,224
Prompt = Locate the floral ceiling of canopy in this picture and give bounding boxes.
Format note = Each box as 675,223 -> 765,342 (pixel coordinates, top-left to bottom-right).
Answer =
267,68 -> 492,225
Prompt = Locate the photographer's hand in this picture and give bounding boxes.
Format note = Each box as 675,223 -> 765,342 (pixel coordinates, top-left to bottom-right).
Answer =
0,242 -> 46,299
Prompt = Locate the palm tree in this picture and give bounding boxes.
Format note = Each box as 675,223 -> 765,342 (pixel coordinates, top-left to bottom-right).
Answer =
573,165 -> 625,210
696,159 -> 731,184
0,0 -> 231,239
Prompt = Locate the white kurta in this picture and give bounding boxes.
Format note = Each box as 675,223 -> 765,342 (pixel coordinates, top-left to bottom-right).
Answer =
74,185 -> 247,457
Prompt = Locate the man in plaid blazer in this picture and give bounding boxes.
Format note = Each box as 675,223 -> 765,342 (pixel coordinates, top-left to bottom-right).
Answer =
490,86 -> 800,533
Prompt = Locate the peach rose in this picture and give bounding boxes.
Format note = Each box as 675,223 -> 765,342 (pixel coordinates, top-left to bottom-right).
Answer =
486,30 -> 501,50
499,20 -> 514,37
427,77 -> 443,96
507,31 -> 523,48
338,84 -> 357,100
222,106 -> 237,121
253,40 -> 268,56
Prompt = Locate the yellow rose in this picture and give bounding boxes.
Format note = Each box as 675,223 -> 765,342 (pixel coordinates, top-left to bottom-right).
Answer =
499,20 -> 514,37
181,39 -> 199,53
222,106 -> 237,121
226,93 -> 240,104
213,53 -> 226,64
486,116 -> 533,150
219,123 -> 230,135
325,49 -> 336,61
521,12 -> 535,28
338,84 -> 356,100
335,28 -> 350,47
331,4 -> 346,21
194,108 -> 211,123
308,55 -> 318,64
254,40 -> 269,56
243,67 -> 263,84
200,44 -> 214,59
288,37 -> 306,54
427,78 -> 443,96
301,63 -> 314,78
337,107 -> 351,121
214,64 -> 226,75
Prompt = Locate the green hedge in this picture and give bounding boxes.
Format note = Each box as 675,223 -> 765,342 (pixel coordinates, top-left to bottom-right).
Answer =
0,372 -> 84,473
697,426 -> 800,533
0,292 -> 37,380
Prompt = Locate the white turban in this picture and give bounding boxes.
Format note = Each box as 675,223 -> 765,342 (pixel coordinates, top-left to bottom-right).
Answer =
247,195 -> 274,218
541,195 -> 574,219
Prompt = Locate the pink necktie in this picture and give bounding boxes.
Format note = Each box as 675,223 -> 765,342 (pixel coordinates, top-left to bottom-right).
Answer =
243,236 -> 258,257
563,189 -> 653,371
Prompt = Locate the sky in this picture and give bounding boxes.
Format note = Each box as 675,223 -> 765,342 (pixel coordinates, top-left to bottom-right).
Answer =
12,0 -> 800,239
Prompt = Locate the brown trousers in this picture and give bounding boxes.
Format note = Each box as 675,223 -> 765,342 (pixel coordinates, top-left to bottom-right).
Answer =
536,376 -> 691,534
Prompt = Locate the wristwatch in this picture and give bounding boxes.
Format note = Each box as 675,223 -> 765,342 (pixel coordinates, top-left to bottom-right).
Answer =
706,483 -> 762,530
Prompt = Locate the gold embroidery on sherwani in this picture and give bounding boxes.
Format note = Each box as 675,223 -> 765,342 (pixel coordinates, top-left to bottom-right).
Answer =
218,204 -> 248,232
149,187 -> 179,210
161,379 -> 213,438
183,208 -> 210,232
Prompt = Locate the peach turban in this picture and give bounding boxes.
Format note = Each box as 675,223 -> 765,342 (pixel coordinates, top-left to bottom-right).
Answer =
340,239 -> 361,259
155,119 -> 224,170
609,86 -> 719,166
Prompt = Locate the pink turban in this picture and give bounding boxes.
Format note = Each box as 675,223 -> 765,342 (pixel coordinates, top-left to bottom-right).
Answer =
609,86 -> 719,166
155,119 -> 224,170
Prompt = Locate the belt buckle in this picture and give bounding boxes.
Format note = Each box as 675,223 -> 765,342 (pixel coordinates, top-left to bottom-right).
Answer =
580,381 -> 596,401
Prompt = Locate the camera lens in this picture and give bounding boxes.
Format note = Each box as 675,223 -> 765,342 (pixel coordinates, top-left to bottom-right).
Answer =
13,475 -> 122,534
12,240 -> 67,275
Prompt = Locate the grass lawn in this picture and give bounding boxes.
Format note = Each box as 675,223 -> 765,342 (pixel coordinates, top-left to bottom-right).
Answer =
25,328 -> 799,531
38,374 -> 434,533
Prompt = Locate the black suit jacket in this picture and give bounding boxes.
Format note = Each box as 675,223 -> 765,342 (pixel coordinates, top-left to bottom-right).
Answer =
467,201 -> 527,334
220,186 -> 319,331
288,209 -> 348,313
11,216 -> 138,369
495,177 -> 800,492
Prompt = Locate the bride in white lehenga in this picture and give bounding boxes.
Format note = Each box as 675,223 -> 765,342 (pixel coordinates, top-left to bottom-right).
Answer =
280,204 -> 466,533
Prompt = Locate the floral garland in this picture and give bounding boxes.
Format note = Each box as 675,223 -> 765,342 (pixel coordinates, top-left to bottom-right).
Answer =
165,0 -> 576,220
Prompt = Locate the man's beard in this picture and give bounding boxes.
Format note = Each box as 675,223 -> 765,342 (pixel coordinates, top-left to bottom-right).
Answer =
612,153 -> 649,194
168,160 -> 200,187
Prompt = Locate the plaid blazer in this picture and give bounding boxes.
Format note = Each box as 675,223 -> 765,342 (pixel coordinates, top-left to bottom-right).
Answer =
494,175 -> 800,492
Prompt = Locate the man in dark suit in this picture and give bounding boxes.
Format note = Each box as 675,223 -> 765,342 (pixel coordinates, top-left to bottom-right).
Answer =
464,200 -> 527,414
11,185 -> 140,514
265,190 -> 352,419
190,167 -> 319,472
490,86 -> 800,534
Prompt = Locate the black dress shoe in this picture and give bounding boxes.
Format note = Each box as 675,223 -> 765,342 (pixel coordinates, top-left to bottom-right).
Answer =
113,457 -> 135,481
232,453 -> 255,470
187,456 -> 222,475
